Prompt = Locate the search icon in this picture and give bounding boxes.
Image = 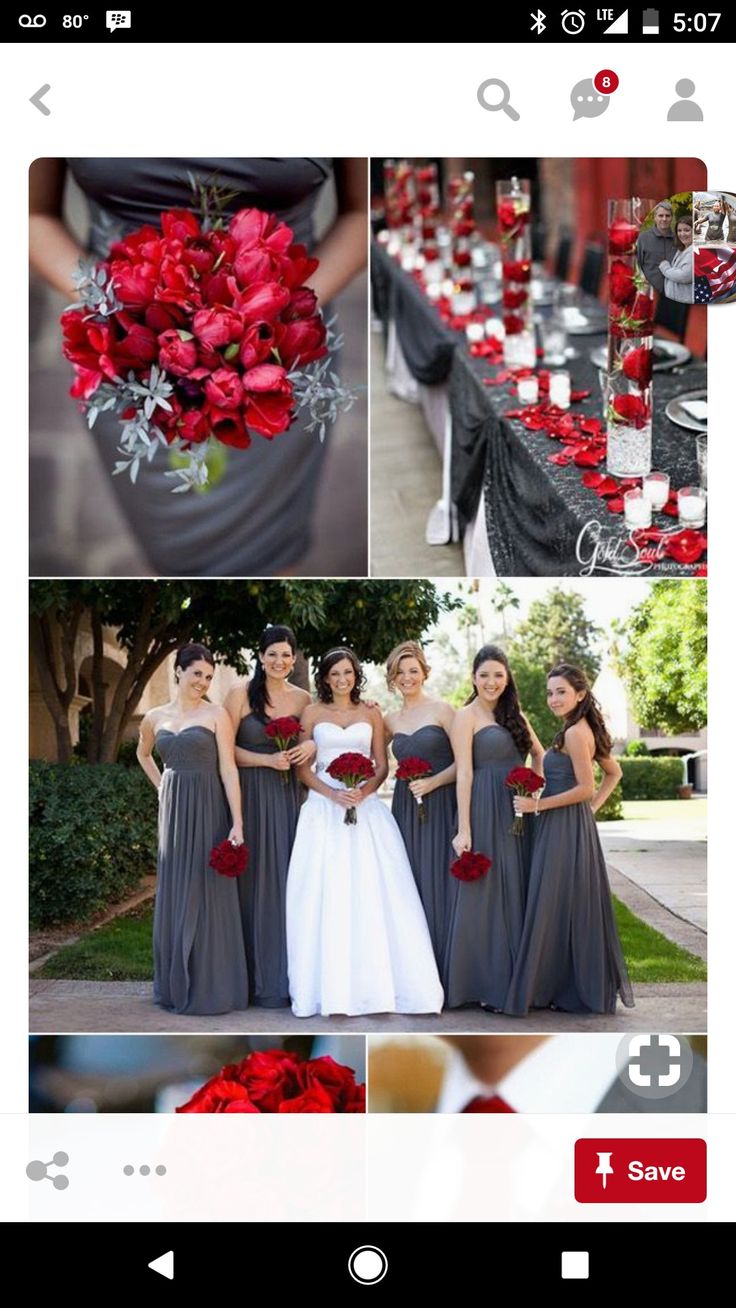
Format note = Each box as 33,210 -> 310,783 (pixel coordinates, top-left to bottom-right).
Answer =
477,78 -> 520,120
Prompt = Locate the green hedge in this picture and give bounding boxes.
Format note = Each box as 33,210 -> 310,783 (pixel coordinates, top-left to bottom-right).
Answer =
619,757 -> 684,800
594,763 -> 624,821
30,762 -> 158,927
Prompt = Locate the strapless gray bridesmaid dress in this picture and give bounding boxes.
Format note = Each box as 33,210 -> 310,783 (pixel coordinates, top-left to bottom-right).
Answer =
235,713 -> 302,1008
154,726 -> 249,1015
442,725 -> 528,1010
391,725 -> 458,965
505,749 -> 634,1016
66,157 -> 335,575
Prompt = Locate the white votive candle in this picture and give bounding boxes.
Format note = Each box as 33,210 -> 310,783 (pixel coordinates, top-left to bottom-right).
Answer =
486,318 -> 505,340
425,283 -> 442,302
452,290 -> 477,315
642,472 -> 670,511
624,488 -> 652,528
549,371 -> 571,409
466,322 -> 485,343
517,377 -> 539,406
516,331 -> 537,368
678,487 -> 707,528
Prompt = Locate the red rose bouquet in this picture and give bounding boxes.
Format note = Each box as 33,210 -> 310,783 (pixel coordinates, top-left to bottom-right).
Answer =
176,1048 -> 365,1113
264,715 -> 303,786
209,838 -> 249,878
505,765 -> 545,835
450,850 -> 492,882
61,175 -> 355,493
326,751 -> 376,825
395,756 -> 433,822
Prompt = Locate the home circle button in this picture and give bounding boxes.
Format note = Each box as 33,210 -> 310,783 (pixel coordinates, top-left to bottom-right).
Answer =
348,1246 -> 388,1284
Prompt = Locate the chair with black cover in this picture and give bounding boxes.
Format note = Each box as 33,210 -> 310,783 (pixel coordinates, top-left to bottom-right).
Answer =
554,230 -> 572,282
531,221 -> 547,262
578,242 -> 605,297
654,294 -> 690,342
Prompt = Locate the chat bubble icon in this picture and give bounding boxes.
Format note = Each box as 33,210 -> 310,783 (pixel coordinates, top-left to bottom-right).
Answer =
106,9 -> 132,29
571,77 -> 609,121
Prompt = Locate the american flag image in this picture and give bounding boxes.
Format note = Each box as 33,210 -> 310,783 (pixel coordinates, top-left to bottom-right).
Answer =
694,245 -> 736,302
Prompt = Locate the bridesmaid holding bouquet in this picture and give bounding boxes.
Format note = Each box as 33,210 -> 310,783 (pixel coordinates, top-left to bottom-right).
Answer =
225,624 -> 315,1008
446,646 -> 544,1012
384,641 -> 457,966
137,644 -> 249,1016
505,663 -> 634,1016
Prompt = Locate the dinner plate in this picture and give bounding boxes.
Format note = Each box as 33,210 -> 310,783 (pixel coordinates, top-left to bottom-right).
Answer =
664,389 -> 707,433
589,338 -> 692,372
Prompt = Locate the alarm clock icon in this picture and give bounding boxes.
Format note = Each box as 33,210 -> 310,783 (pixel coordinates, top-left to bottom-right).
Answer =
561,8 -> 586,34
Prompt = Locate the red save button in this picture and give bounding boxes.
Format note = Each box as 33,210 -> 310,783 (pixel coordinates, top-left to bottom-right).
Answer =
575,1139 -> 706,1203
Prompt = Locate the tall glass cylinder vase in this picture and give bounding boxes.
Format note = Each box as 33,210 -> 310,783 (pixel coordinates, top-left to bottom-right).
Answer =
496,177 -> 533,367
606,197 -> 656,477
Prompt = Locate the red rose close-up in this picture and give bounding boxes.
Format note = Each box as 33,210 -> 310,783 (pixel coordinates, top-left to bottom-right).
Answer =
176,1048 -> 366,1114
204,367 -> 244,411
276,316 -> 328,369
209,838 -> 249,878
612,393 -> 650,428
157,328 -> 199,378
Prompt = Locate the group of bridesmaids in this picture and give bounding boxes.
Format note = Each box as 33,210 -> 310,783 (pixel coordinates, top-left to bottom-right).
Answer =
137,625 -> 634,1020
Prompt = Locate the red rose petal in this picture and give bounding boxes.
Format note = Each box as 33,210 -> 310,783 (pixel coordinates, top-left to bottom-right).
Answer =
606,496 -> 624,513
582,471 -> 606,488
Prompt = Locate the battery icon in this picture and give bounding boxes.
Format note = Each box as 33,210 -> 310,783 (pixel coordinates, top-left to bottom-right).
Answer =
642,7 -> 659,32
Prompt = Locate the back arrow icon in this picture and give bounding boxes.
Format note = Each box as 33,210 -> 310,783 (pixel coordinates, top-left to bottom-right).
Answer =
30,84 -> 51,115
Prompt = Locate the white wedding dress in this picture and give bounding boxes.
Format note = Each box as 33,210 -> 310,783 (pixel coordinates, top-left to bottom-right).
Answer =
286,720 -> 444,1017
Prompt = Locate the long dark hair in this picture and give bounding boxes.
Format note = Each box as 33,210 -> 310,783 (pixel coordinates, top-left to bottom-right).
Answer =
549,663 -> 612,760
248,625 -> 297,721
174,643 -> 214,683
465,644 -> 532,759
316,647 -> 365,705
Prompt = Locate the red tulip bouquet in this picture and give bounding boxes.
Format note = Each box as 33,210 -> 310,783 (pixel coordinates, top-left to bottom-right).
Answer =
450,851 -> 492,882
61,175 -> 356,493
176,1049 -> 365,1114
209,838 -> 249,878
394,756 -> 433,822
264,715 -> 303,786
505,765 -> 545,835
326,752 -> 376,825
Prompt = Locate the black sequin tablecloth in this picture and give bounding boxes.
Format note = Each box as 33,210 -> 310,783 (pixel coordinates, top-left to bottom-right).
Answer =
373,240 -> 706,576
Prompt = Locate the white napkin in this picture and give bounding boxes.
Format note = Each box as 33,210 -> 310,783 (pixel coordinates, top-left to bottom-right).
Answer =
560,306 -> 588,328
680,400 -> 708,421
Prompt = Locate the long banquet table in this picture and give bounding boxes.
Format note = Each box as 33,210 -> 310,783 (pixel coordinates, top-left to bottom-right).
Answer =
372,240 -> 706,577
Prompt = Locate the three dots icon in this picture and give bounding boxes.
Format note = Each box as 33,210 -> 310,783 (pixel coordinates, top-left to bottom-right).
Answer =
123,1164 -> 167,1177
26,1151 -> 70,1190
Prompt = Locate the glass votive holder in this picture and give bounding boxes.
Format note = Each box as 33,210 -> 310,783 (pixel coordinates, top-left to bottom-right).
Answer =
549,370 -> 571,409
452,290 -> 477,316
642,471 -> 670,512
624,488 -> 653,529
517,377 -> 539,406
516,331 -> 537,368
425,283 -> 442,302
678,486 -> 707,528
486,317 -> 505,341
540,314 -> 568,366
696,434 -> 708,489
466,322 -> 485,344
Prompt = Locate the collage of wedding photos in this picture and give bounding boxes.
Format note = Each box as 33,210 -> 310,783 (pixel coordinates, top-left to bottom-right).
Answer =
28,157 -> 707,1118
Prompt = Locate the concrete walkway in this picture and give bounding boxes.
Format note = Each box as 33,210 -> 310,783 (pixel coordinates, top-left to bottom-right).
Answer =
29,979 -> 706,1035
601,814 -> 707,949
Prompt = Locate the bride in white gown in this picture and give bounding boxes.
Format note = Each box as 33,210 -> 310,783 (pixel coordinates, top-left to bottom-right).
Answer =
286,647 -> 444,1018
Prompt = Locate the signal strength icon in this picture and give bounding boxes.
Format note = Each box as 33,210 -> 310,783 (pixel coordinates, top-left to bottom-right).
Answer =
604,8 -> 628,32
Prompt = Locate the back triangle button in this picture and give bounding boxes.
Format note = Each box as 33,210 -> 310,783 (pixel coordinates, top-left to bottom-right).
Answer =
148,1251 -> 174,1280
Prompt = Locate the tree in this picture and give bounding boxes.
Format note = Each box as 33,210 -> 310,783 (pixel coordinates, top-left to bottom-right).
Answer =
507,587 -> 603,682
511,655 -> 558,746
490,582 -> 520,638
30,580 -> 459,763
620,580 -> 706,733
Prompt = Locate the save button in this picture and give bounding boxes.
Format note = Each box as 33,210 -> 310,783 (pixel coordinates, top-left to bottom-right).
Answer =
575,1139 -> 706,1203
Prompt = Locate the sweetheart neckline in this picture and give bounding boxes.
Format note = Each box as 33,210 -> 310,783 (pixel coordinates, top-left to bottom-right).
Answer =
155,725 -> 216,740
393,725 -> 449,740
313,720 -> 372,731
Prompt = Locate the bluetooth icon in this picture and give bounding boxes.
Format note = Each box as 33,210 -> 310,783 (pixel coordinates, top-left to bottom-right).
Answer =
530,8 -> 546,32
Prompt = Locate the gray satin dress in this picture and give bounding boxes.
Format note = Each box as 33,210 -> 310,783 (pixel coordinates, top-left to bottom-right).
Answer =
154,727 -> 249,1015
505,749 -> 635,1016
66,157 -> 334,575
391,726 -> 458,965
443,725 -> 528,1010
236,714 -> 301,1008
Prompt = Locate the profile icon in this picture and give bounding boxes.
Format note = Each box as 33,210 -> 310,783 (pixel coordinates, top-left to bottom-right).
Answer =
667,79 -> 703,121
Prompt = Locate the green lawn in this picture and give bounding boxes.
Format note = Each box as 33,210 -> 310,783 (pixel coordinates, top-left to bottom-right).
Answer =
35,902 -> 154,981
35,896 -> 706,986
614,896 -> 706,982
621,799 -> 707,823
